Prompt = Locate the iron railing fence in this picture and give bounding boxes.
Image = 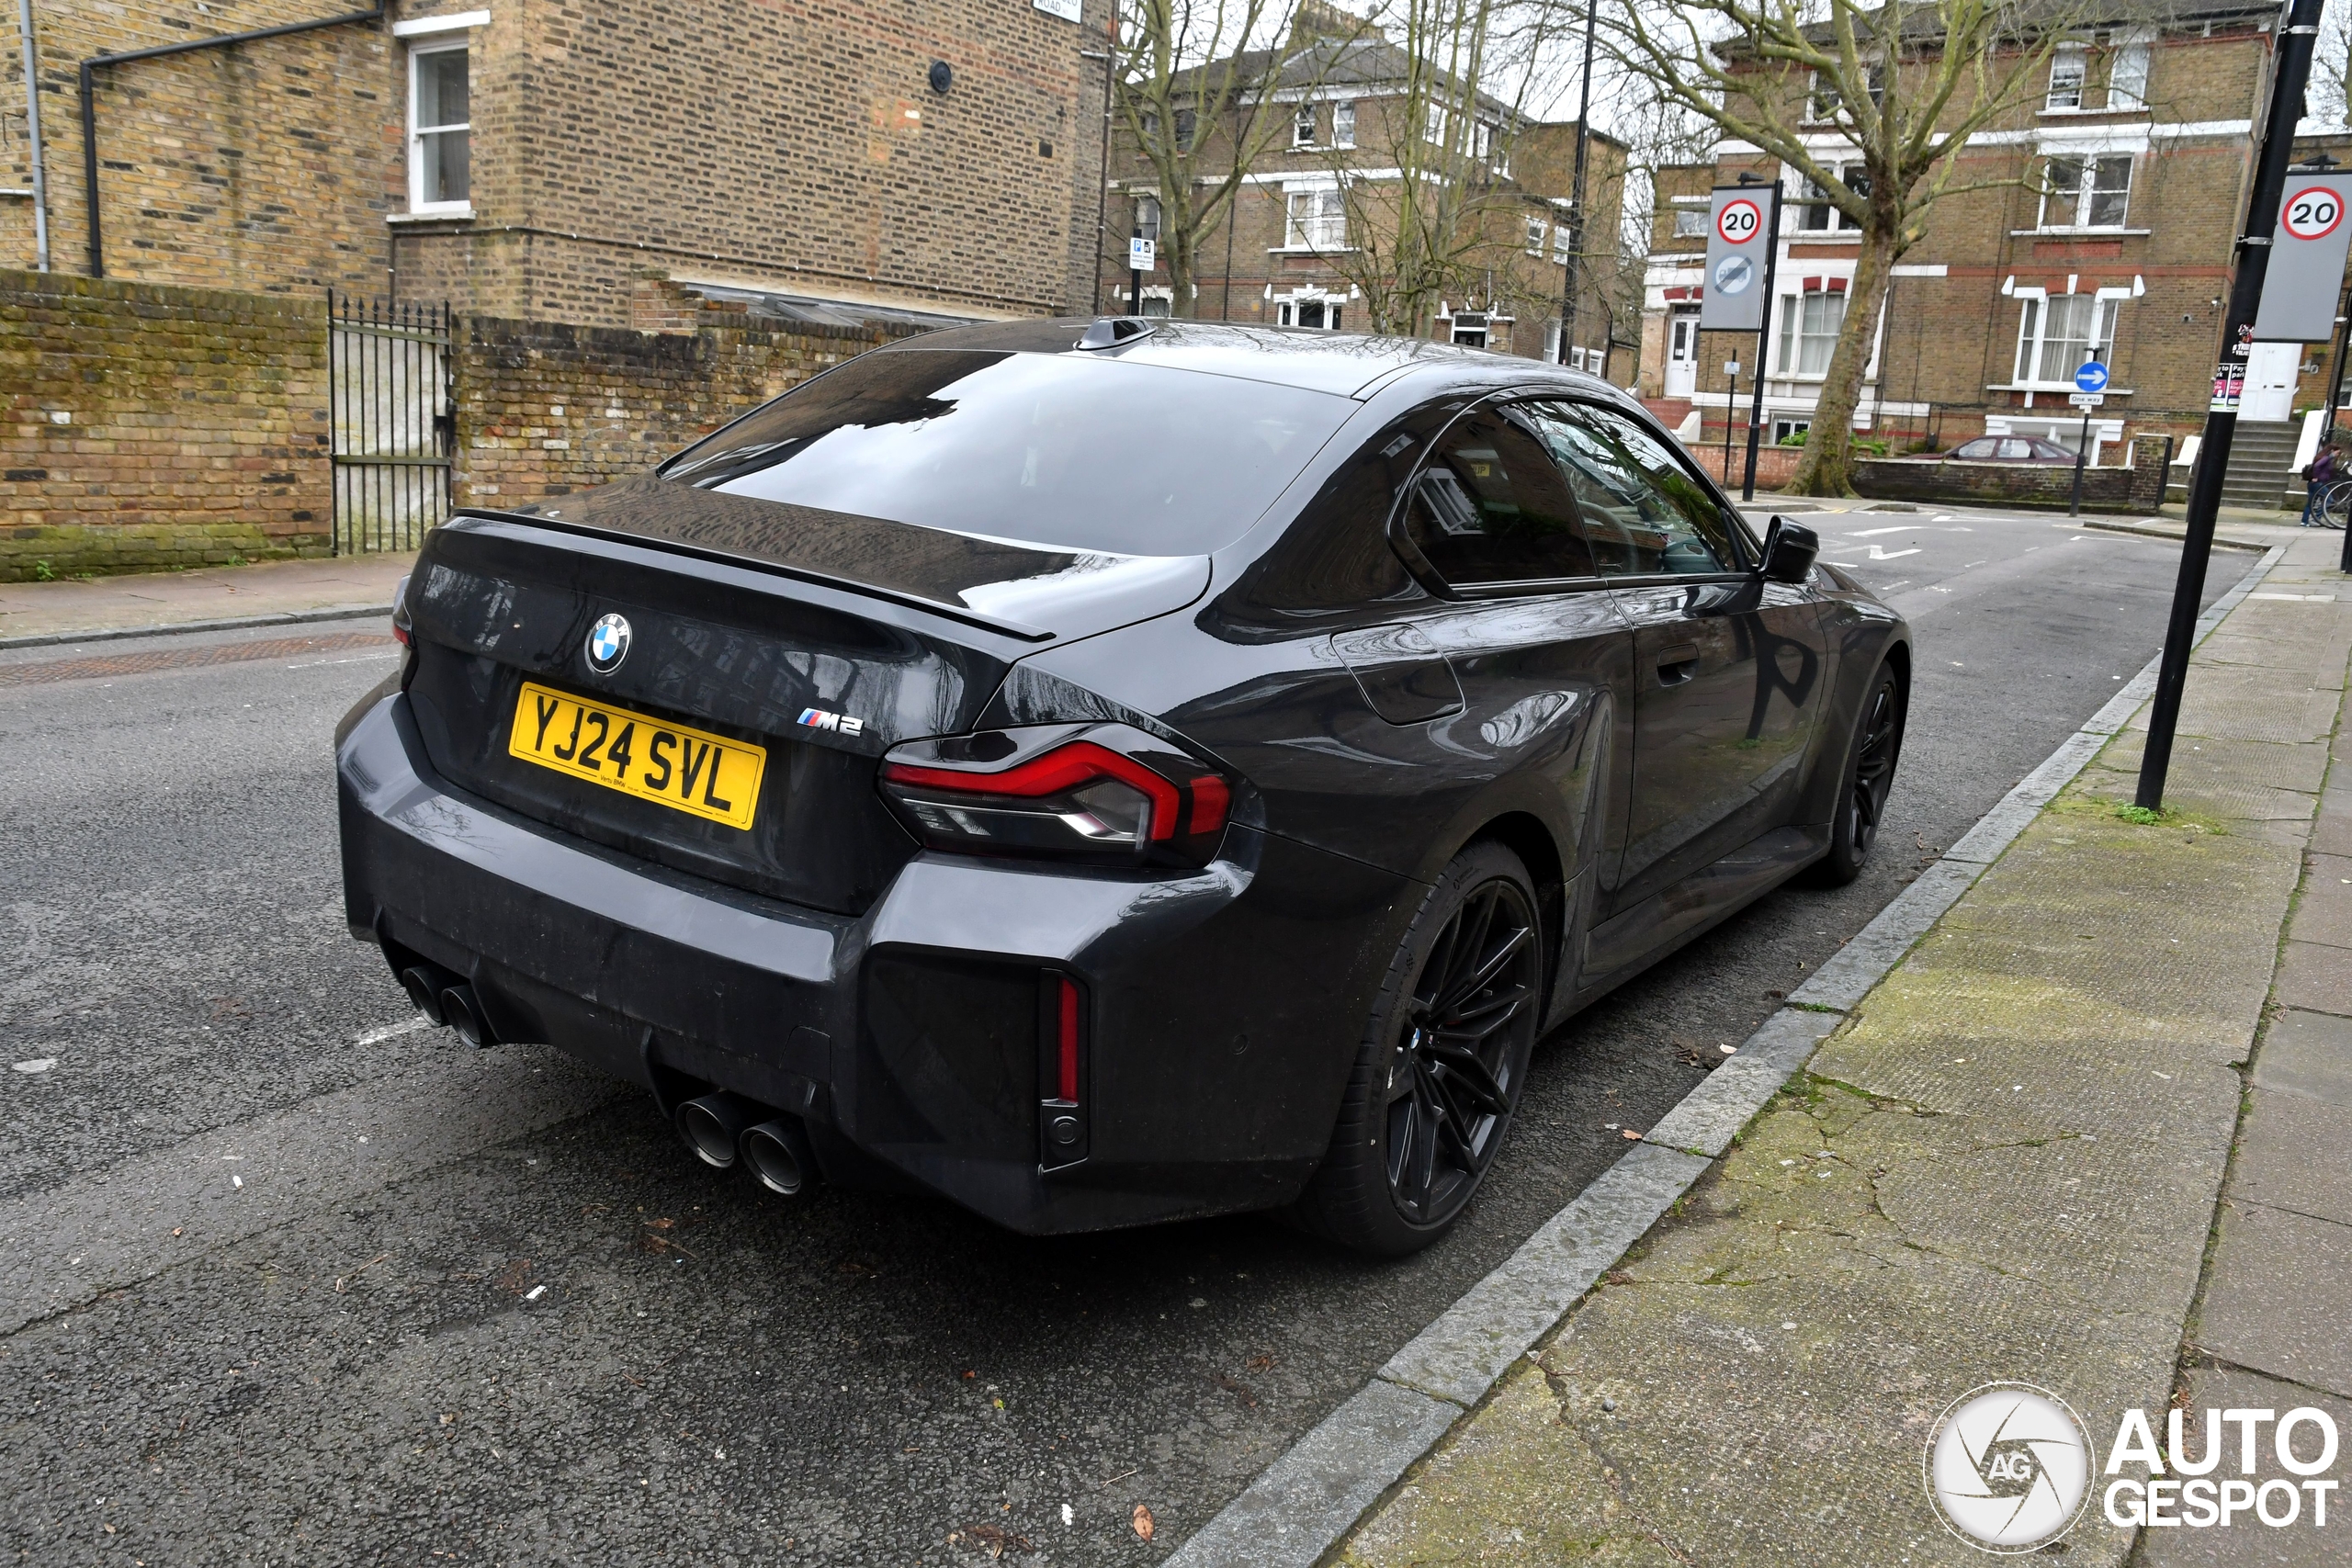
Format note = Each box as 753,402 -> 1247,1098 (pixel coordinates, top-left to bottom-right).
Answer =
327,291 -> 453,555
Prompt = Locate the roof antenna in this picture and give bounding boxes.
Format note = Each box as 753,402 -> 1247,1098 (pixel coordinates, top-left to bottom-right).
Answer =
1078,317 -> 1157,350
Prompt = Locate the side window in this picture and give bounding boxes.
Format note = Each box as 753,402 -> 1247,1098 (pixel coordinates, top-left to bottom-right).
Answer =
1954,437 -> 1997,459
1527,401 -> 1740,576
1401,405 -> 1598,586
1997,438 -> 2035,459
1241,421 -> 1432,612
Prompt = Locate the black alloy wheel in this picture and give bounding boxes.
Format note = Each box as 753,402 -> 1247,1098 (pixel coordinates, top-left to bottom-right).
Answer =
1808,663 -> 1905,886
1292,841 -> 1544,1255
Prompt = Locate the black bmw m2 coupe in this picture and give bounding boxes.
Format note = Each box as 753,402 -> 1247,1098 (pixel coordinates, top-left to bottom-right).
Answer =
336,319 -> 1907,1255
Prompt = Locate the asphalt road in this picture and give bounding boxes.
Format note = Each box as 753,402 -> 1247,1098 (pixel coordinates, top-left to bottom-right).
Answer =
0,512 -> 2241,1566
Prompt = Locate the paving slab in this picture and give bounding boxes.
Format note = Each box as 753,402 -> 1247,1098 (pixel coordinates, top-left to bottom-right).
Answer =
2272,941 -> 2352,1017
2197,1198 -> 2352,1402
2287,852 -> 2352,949
2225,1086 -> 2352,1227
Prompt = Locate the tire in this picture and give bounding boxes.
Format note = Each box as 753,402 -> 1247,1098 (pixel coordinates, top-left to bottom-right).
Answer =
1804,662 -> 1905,887
1288,840 -> 1545,1257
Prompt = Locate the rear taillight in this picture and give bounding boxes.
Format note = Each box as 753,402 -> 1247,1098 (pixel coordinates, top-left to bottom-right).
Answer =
876,725 -> 1233,868
390,573 -> 413,648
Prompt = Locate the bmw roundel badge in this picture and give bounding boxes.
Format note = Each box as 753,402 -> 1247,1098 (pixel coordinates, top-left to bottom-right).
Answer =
585,613 -> 632,674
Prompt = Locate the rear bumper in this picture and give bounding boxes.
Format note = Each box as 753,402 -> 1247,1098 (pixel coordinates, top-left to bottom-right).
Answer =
338,693 -> 1414,1235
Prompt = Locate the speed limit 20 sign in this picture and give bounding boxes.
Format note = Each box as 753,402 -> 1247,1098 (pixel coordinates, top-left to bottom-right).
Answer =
2254,172 -> 2352,343
1716,198 -> 1762,246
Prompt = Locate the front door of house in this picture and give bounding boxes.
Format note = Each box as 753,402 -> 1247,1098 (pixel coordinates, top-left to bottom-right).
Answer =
2245,342 -> 2300,423
1665,310 -> 1699,397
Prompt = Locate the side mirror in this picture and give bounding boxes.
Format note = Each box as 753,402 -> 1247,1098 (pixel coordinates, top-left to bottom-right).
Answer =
1759,517 -> 1819,584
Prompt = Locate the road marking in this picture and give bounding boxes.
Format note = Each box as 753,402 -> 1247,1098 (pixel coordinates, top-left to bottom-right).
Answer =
1864,545 -> 1921,560
356,1016 -> 434,1046
1844,525 -> 1919,537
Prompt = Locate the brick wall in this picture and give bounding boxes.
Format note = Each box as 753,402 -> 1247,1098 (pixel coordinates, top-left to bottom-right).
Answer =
1850,444 -> 2168,513
0,268 -> 330,581
5,0 -> 399,293
450,305 -> 922,508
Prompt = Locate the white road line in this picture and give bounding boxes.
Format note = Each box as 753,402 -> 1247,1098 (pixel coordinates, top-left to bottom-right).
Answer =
355,1016 -> 435,1046
1864,545 -> 1921,560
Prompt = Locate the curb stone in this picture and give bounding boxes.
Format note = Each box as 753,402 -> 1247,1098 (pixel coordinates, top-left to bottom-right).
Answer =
1163,544 -> 2287,1568
0,602 -> 392,653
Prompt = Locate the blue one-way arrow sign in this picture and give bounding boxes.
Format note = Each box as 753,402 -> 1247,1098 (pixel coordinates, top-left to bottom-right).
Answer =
2075,360 -> 2110,394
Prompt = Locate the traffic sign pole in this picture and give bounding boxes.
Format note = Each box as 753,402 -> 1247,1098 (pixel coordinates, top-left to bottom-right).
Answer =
2140,0 -> 2323,813
2069,361 -> 2109,518
1741,185 -> 1782,502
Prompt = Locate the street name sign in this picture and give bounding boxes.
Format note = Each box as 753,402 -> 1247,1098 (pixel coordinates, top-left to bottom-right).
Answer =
1699,187 -> 1772,332
2252,171 -> 2352,342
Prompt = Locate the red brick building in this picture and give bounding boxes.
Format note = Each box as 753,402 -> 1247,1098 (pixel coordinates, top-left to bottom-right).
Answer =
4,0 -> 1110,326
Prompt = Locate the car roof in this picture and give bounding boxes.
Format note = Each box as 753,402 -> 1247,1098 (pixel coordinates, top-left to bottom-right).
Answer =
879,318 -> 1634,403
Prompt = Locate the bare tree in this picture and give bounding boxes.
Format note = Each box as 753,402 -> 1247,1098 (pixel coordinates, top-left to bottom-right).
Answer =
1114,1 -> 1369,316
1600,0 -> 2085,494
1300,0 -> 1560,336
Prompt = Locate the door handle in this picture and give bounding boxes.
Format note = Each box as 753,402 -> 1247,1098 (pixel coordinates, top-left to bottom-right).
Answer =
1655,643 -> 1701,686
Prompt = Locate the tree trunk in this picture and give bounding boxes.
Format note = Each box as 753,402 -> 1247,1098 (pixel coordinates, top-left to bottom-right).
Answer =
1788,221 -> 1897,497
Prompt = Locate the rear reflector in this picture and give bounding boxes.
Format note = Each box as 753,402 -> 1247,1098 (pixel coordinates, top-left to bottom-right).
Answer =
1057,976 -> 1080,1102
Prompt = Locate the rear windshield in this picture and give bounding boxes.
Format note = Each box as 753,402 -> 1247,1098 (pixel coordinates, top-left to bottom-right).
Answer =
660,349 -> 1353,557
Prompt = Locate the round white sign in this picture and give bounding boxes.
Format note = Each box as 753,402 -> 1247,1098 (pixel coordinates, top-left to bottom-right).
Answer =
2281,185 -> 2346,243
1924,1383 -> 2094,1553
1716,198 -> 1762,246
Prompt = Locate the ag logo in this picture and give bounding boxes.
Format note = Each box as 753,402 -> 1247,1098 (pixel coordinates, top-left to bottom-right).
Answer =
1925,1382 -> 2094,1553
585,614 -> 631,675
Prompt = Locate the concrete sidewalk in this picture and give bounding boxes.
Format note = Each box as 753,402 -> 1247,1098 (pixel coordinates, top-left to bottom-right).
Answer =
1336,534 -> 2351,1565
0,553 -> 410,647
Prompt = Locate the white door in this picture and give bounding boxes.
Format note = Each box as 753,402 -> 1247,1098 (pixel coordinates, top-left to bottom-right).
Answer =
1665,310 -> 1699,397
2244,342 -> 2300,423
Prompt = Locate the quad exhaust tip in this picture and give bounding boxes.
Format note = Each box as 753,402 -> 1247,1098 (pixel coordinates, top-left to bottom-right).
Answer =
438,983 -> 496,1048
741,1119 -> 811,1197
398,965 -> 448,1025
677,1092 -> 757,1169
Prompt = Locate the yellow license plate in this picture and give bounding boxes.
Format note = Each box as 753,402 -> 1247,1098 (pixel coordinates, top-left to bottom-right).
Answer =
507,682 -> 765,830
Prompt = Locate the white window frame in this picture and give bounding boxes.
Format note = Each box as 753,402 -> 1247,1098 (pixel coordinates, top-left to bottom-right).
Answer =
1774,288 -> 1848,378
1135,193 -> 1161,243
406,38 -> 473,216
1552,219 -> 1572,263
1294,105 -> 1317,147
1283,188 -> 1345,250
1274,289 -> 1346,332
1450,311 -> 1488,348
2038,153 -> 2132,231
1332,101 -> 1355,147
2008,287 -> 2125,388
1794,164 -> 1866,234
2046,43 -> 2087,110
1525,215 -> 1546,256
2109,28 -> 2154,109
1669,205 -> 1708,240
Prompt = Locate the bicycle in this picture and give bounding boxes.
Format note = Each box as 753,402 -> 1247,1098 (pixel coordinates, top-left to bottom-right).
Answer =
2310,479 -> 2352,529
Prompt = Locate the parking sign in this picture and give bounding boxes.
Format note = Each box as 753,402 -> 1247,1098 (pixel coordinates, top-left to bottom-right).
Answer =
2252,172 -> 2352,342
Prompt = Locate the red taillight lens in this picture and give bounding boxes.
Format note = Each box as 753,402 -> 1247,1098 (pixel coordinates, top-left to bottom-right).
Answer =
1041,973 -> 1087,1168
390,573 -> 413,648
877,734 -> 1232,866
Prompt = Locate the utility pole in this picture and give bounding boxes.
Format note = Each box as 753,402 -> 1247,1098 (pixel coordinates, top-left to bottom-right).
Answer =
1083,45 -> 1113,314
1722,358 -> 1740,485
2139,0 -> 2324,811
1555,0 -> 1598,365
